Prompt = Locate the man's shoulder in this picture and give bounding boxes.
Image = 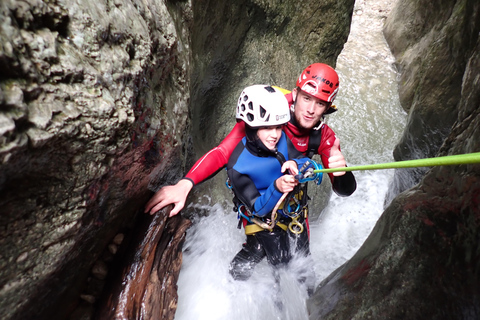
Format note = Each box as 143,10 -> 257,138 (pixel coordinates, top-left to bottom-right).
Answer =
318,123 -> 335,135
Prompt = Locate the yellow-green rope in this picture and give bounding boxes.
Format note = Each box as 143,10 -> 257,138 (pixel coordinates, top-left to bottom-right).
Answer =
313,152 -> 480,174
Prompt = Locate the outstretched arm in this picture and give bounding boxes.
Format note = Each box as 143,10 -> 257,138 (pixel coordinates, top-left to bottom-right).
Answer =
145,121 -> 246,216
185,121 -> 246,184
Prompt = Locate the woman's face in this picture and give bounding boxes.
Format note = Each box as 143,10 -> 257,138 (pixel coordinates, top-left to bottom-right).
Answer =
257,125 -> 282,150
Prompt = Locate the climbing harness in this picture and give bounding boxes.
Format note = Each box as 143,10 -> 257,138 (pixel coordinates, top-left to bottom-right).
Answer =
227,178 -> 285,232
227,158 -> 325,235
257,160 -> 323,235
257,159 -> 323,234
231,192 -> 291,235
244,221 -> 288,235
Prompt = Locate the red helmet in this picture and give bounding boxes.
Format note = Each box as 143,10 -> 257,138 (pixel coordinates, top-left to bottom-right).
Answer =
296,63 -> 339,103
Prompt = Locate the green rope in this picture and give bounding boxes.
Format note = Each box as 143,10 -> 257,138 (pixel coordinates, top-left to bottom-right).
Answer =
313,152 -> 480,174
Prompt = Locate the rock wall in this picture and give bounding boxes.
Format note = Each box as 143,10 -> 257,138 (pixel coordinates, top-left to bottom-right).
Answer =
0,0 -> 191,318
308,0 -> 480,319
7,0 -> 476,318
0,0 -> 356,319
384,0 -> 480,194
94,208 -> 191,320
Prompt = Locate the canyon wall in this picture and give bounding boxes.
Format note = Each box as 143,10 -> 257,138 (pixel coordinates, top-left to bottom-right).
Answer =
0,0 -> 191,318
309,0 -> 480,318
0,0 -> 355,318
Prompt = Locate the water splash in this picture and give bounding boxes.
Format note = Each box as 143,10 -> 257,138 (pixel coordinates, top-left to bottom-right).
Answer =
176,203 -> 310,320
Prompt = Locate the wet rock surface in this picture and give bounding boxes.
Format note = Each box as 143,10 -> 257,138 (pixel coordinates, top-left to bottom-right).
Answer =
308,0 -> 480,319
94,207 -> 191,320
0,0 -> 354,318
384,0 -> 480,193
2,0 -> 478,318
0,0 -> 190,318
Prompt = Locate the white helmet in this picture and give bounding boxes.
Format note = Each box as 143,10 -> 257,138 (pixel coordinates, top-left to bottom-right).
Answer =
236,85 -> 290,128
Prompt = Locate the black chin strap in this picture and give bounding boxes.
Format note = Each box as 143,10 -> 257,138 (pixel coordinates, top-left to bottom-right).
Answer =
273,148 -> 286,167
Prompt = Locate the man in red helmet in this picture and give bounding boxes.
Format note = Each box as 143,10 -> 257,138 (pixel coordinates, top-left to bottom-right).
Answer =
145,63 -> 356,217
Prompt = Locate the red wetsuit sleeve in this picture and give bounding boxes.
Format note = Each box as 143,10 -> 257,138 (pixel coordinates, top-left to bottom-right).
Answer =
318,124 -> 356,196
184,121 -> 246,186
317,124 -> 337,183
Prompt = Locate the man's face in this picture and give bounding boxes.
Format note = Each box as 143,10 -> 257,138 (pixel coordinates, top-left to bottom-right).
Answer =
292,88 -> 329,130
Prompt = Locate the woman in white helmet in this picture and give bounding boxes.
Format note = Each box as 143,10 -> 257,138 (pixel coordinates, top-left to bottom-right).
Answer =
226,85 -> 311,283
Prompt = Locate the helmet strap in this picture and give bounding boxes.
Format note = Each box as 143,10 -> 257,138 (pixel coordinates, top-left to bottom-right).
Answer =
291,88 -> 299,112
313,119 -> 324,131
245,125 -> 259,143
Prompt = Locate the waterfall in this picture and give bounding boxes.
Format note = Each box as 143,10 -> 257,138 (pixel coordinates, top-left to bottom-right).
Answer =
175,0 -> 406,319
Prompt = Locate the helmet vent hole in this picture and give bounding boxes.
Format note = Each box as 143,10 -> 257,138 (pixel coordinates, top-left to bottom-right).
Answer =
243,95 -> 248,101
322,89 -> 330,93
248,102 -> 253,110
259,106 -> 266,118
241,104 -> 245,111
247,113 -> 254,122
264,86 -> 275,93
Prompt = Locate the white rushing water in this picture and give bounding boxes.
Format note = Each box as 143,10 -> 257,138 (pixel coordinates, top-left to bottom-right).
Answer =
175,0 -> 406,319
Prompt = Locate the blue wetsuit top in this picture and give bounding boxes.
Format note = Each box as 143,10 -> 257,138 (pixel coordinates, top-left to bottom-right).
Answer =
226,132 -> 309,218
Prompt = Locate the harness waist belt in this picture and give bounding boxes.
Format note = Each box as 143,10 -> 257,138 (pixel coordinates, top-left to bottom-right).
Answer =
244,222 -> 288,235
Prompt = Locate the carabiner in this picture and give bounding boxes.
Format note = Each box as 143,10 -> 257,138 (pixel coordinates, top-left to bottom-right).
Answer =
295,160 -> 323,185
288,217 -> 304,234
